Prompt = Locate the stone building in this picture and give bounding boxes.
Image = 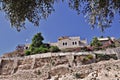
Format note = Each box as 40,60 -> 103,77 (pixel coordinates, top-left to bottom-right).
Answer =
50,36 -> 87,49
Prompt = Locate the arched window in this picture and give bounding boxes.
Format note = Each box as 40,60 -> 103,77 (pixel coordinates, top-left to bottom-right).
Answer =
63,43 -> 64,46
75,42 -> 77,45
63,42 -> 67,46
72,42 -> 74,45
65,42 -> 67,45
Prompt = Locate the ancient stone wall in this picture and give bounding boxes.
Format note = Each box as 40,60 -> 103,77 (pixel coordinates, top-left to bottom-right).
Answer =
0,52 -> 95,75
0,52 -> 120,80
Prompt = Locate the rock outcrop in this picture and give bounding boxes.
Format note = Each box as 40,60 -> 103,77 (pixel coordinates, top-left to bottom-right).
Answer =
0,52 -> 119,80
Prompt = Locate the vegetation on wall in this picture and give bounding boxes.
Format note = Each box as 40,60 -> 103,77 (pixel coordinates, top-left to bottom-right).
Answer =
95,54 -> 118,62
82,54 -> 94,64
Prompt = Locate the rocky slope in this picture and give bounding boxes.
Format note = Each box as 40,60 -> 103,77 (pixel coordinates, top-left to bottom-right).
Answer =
59,59 -> 120,80
0,59 -> 120,80
0,53 -> 120,80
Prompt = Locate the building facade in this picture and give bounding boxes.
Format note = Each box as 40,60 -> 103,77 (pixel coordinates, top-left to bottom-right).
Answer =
50,36 -> 87,49
97,37 -> 115,45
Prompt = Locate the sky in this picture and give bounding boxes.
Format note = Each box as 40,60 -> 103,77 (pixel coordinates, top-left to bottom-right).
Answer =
0,2 -> 120,55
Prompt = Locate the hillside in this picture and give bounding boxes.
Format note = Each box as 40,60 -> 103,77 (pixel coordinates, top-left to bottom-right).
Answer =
0,52 -> 120,80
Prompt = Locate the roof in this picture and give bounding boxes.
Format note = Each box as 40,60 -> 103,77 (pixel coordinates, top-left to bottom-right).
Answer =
98,37 -> 115,41
58,36 -> 69,41
98,38 -> 109,41
58,36 -> 80,41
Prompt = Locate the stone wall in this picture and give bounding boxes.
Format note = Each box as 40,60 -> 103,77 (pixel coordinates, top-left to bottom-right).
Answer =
0,52 -> 119,80
0,52 -> 95,76
106,47 -> 120,59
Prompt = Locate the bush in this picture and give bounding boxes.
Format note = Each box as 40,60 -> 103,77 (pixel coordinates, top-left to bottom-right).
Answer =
32,48 -> 41,54
25,45 -> 60,55
83,57 -> 89,62
82,55 -> 94,64
87,54 -> 93,59
95,54 -> 117,62
32,47 -> 49,54
39,47 -> 49,53
25,50 -> 31,55
49,46 -> 60,52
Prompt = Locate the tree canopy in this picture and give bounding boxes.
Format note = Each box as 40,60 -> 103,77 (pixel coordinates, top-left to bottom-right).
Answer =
90,37 -> 102,48
0,0 -> 120,31
31,32 -> 44,48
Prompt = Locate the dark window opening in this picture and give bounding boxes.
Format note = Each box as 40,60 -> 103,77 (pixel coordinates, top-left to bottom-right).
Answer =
63,43 -> 64,46
65,42 -> 67,45
63,42 -> 67,46
26,47 -> 28,50
72,42 -> 74,45
75,42 -> 77,45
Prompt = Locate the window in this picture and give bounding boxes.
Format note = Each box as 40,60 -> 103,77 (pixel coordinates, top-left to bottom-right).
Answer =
63,42 -> 67,46
26,47 -> 28,50
75,42 -> 77,45
65,42 -> 67,45
72,42 -> 74,45
63,43 -> 64,46
72,42 -> 77,45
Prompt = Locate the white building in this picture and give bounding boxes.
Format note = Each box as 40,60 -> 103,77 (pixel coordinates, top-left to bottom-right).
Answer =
50,36 -> 87,49
97,37 -> 115,44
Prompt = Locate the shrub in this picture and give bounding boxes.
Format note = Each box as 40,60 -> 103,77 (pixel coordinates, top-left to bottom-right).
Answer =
49,46 -> 60,52
82,55 -> 94,64
25,50 -> 31,55
32,47 -> 49,54
87,54 -> 93,59
39,47 -> 49,53
83,57 -> 89,62
95,54 -> 117,62
32,48 -> 41,54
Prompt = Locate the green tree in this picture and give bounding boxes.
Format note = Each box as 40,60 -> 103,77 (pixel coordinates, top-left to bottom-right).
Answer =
31,32 -> 44,48
25,32 -> 51,54
0,0 -> 120,31
90,37 -> 102,48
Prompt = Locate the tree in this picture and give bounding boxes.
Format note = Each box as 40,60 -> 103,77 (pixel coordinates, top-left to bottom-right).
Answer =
0,0 -> 120,31
90,37 -> 102,48
31,32 -> 44,48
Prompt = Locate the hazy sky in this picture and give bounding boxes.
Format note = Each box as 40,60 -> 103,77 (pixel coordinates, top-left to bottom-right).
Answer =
0,2 -> 120,55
